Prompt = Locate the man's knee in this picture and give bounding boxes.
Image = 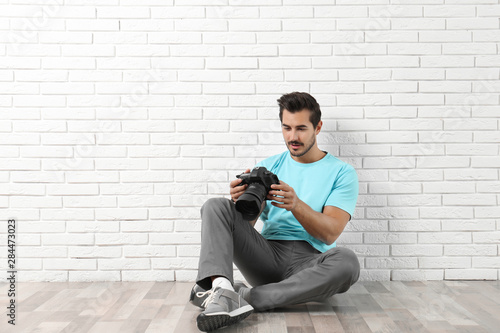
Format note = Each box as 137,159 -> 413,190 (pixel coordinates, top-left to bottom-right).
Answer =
201,197 -> 233,216
325,247 -> 360,285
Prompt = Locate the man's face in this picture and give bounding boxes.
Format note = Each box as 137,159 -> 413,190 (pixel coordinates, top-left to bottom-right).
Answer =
281,109 -> 319,158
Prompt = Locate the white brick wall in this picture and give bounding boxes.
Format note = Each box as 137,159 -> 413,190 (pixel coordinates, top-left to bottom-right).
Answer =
1,1 -> 499,282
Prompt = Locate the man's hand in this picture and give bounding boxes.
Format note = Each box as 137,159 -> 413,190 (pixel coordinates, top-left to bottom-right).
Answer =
230,168 -> 250,203
267,180 -> 300,212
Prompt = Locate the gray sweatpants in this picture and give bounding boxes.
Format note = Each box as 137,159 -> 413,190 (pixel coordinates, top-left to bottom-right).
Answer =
196,197 -> 360,312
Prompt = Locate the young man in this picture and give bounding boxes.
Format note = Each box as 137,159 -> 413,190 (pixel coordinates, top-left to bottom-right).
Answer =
190,92 -> 360,332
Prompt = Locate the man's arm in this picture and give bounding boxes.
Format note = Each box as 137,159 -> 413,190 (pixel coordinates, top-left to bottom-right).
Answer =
267,181 -> 351,245
291,201 -> 350,245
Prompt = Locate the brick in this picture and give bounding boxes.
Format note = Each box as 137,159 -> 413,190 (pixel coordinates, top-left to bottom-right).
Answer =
95,158 -> 149,170
445,169 -> 497,181
366,257 -> 418,269
443,194 -> 496,206
419,232 -> 472,244
11,196 -> 62,208
0,82 -> 39,94
365,232 -> 417,244
150,232 -> 201,245
334,43 -> 386,56
118,195 -> 171,208
151,6 -> 203,19
231,70 -> 284,82
365,106 -> 417,118
43,234 -> 94,246
366,131 -> 417,143
474,232 -> 500,243
11,171 -> 64,183
151,133 -> 203,145
475,206 -> 500,218
443,43 -> 496,55
388,195 -> 441,207
95,209 -> 148,221
100,183 -> 153,195
392,93 -> 444,105
67,220 -> 119,233
420,81 -> 471,93
417,156 -> 469,168
18,246 -> 67,258
445,269 -> 497,280
424,5 -> 475,17
0,159 -> 40,171
283,19 -> 336,31
447,18 -> 499,30
67,19 -> 119,32
445,245 -> 497,256
420,257 -> 471,269
175,19 -> 227,31
312,32 -> 364,45
99,258 -> 150,270
390,220 -> 441,232
152,258 -> 199,270
421,206 -> 474,219
122,270 -> 174,281
150,207 -> 200,220
389,43 -> 441,55
420,31 -> 471,42
43,159 -> 95,171
369,182 -> 421,194
204,32 -> 256,44
123,246 -> 176,257
392,270 -> 444,281
257,32 -> 309,44
95,233 -> 148,245
69,246 -> 122,258
447,144 -> 498,156
260,6 -> 313,18
41,208 -> 94,221
66,171 -> 120,183
392,245 -> 442,256
366,207 -> 419,219
120,171 -> 174,182
421,56 -> 474,68
229,19 -> 281,32
150,158 -> 202,170
39,32 -> 93,44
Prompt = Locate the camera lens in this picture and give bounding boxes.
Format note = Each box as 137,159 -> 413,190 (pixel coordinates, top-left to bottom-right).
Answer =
235,183 -> 267,220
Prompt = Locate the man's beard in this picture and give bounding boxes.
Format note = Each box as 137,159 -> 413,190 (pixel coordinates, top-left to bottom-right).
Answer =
288,136 -> 315,158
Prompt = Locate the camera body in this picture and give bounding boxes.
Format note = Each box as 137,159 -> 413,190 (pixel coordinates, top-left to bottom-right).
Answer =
235,167 -> 280,221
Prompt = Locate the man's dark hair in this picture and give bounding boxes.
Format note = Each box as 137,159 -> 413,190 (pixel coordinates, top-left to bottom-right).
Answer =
277,92 -> 322,129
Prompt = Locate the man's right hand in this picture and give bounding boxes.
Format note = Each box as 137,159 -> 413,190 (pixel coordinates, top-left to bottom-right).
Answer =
230,168 -> 250,203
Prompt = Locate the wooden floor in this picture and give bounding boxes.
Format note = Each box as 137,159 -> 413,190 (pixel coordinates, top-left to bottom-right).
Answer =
1,280 -> 499,333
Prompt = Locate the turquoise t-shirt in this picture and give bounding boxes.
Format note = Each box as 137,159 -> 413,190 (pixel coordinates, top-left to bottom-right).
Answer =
254,151 -> 358,253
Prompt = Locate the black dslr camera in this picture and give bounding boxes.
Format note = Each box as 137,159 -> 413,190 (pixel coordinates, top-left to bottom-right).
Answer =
235,167 -> 280,221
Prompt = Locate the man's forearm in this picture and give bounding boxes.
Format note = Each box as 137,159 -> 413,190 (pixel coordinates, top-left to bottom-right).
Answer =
291,199 -> 341,245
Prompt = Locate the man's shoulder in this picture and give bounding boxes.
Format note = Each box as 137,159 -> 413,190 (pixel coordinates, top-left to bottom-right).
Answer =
324,153 -> 356,172
255,151 -> 288,169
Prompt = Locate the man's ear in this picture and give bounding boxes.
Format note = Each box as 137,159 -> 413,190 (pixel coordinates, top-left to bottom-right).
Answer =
315,120 -> 323,135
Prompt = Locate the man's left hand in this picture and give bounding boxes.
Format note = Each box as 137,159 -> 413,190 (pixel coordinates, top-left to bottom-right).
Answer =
267,180 -> 300,211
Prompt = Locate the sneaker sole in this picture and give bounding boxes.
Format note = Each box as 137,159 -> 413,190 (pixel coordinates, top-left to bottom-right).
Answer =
196,305 -> 254,332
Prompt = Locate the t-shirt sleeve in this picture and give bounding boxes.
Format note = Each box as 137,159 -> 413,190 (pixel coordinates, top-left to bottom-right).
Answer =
324,165 -> 359,219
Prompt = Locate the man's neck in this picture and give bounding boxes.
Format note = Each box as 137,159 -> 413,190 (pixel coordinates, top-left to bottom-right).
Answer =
290,148 -> 327,164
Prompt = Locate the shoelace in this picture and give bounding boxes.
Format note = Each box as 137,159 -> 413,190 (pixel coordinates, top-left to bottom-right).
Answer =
197,288 -> 218,308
